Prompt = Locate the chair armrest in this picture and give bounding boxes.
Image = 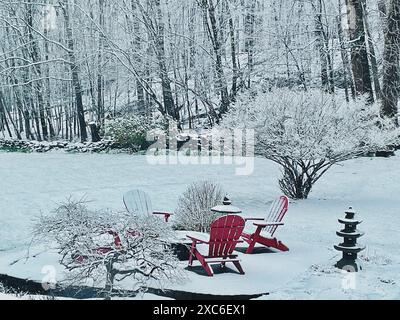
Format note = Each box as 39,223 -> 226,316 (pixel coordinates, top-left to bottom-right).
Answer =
265,221 -> 285,226
153,211 -> 173,216
244,217 -> 265,222
254,222 -> 284,227
186,235 -> 209,244
153,211 -> 173,222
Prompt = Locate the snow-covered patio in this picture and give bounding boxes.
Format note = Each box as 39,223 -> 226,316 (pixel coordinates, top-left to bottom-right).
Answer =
0,152 -> 399,299
0,239 -> 329,298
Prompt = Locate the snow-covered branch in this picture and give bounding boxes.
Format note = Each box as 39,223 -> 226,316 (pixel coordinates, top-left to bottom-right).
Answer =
221,89 -> 400,198
33,198 -> 183,298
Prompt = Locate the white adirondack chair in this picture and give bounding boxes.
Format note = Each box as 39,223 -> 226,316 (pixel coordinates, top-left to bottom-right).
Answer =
123,189 -> 172,222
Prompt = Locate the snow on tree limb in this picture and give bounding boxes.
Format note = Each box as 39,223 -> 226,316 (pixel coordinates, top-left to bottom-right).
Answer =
33,198 -> 184,298
220,89 -> 400,199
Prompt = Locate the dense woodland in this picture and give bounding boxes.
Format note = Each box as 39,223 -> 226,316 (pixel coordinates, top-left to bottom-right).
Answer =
0,0 -> 399,143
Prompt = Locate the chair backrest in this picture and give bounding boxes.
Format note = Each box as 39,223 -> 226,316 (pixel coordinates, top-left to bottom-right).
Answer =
123,190 -> 153,216
265,196 -> 289,236
208,215 -> 245,258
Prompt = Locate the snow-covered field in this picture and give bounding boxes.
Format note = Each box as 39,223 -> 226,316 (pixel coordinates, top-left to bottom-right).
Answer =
0,292 -> 170,301
0,152 -> 399,299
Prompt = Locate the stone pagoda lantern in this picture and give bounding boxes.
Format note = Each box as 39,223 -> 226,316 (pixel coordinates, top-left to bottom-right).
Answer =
334,207 -> 365,272
211,197 -> 242,215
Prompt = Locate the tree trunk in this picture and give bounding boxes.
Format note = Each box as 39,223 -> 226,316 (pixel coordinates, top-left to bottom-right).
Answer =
203,0 -> 230,117
314,0 -> 334,93
61,1 -> 88,142
346,0 -> 374,103
0,91 -> 14,138
26,1 -> 49,140
44,25 -> 56,139
104,261 -> 116,300
226,1 -> 239,100
279,162 -> 314,200
338,0 -> 356,100
381,0 -> 400,121
97,0 -> 105,127
153,0 -> 179,125
131,0 -> 146,115
245,0 -> 256,88
278,160 -> 331,200
362,0 -> 382,100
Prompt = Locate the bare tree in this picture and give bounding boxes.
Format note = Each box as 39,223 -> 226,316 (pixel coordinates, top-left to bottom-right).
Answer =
33,199 -> 182,298
0,0 -> 397,143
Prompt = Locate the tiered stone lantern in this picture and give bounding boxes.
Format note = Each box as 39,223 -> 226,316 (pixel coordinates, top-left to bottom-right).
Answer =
334,207 -> 365,272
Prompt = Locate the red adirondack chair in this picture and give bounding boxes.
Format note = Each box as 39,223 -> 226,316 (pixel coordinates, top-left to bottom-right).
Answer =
123,189 -> 172,222
242,196 -> 289,254
187,215 -> 245,277
74,230 -> 122,263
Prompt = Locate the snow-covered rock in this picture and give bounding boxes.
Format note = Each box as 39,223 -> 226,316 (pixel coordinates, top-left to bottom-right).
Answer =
0,139 -> 118,154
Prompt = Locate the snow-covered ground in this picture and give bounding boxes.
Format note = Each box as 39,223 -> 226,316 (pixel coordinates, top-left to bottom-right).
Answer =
0,292 -> 170,301
0,293 -> 31,301
0,152 -> 399,299
0,293 -> 61,300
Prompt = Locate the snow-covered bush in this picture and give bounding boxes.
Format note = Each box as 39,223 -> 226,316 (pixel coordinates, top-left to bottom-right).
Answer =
0,283 -> 30,300
105,116 -> 154,152
34,199 -> 181,298
0,283 -> 7,295
174,181 -> 225,233
221,89 -> 400,199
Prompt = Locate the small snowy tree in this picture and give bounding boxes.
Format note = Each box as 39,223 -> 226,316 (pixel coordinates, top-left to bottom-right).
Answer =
34,199 -> 181,298
221,89 -> 400,199
105,116 -> 155,152
174,181 -> 225,232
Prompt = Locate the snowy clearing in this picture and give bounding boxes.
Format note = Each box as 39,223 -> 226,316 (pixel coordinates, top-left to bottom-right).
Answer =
0,152 -> 399,299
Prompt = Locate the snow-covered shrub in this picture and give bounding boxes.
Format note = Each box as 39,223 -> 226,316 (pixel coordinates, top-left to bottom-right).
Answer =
221,89 -> 400,199
33,199 -> 181,298
105,116 -> 154,152
0,283 -> 7,294
0,283 -> 28,299
174,181 -> 225,233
